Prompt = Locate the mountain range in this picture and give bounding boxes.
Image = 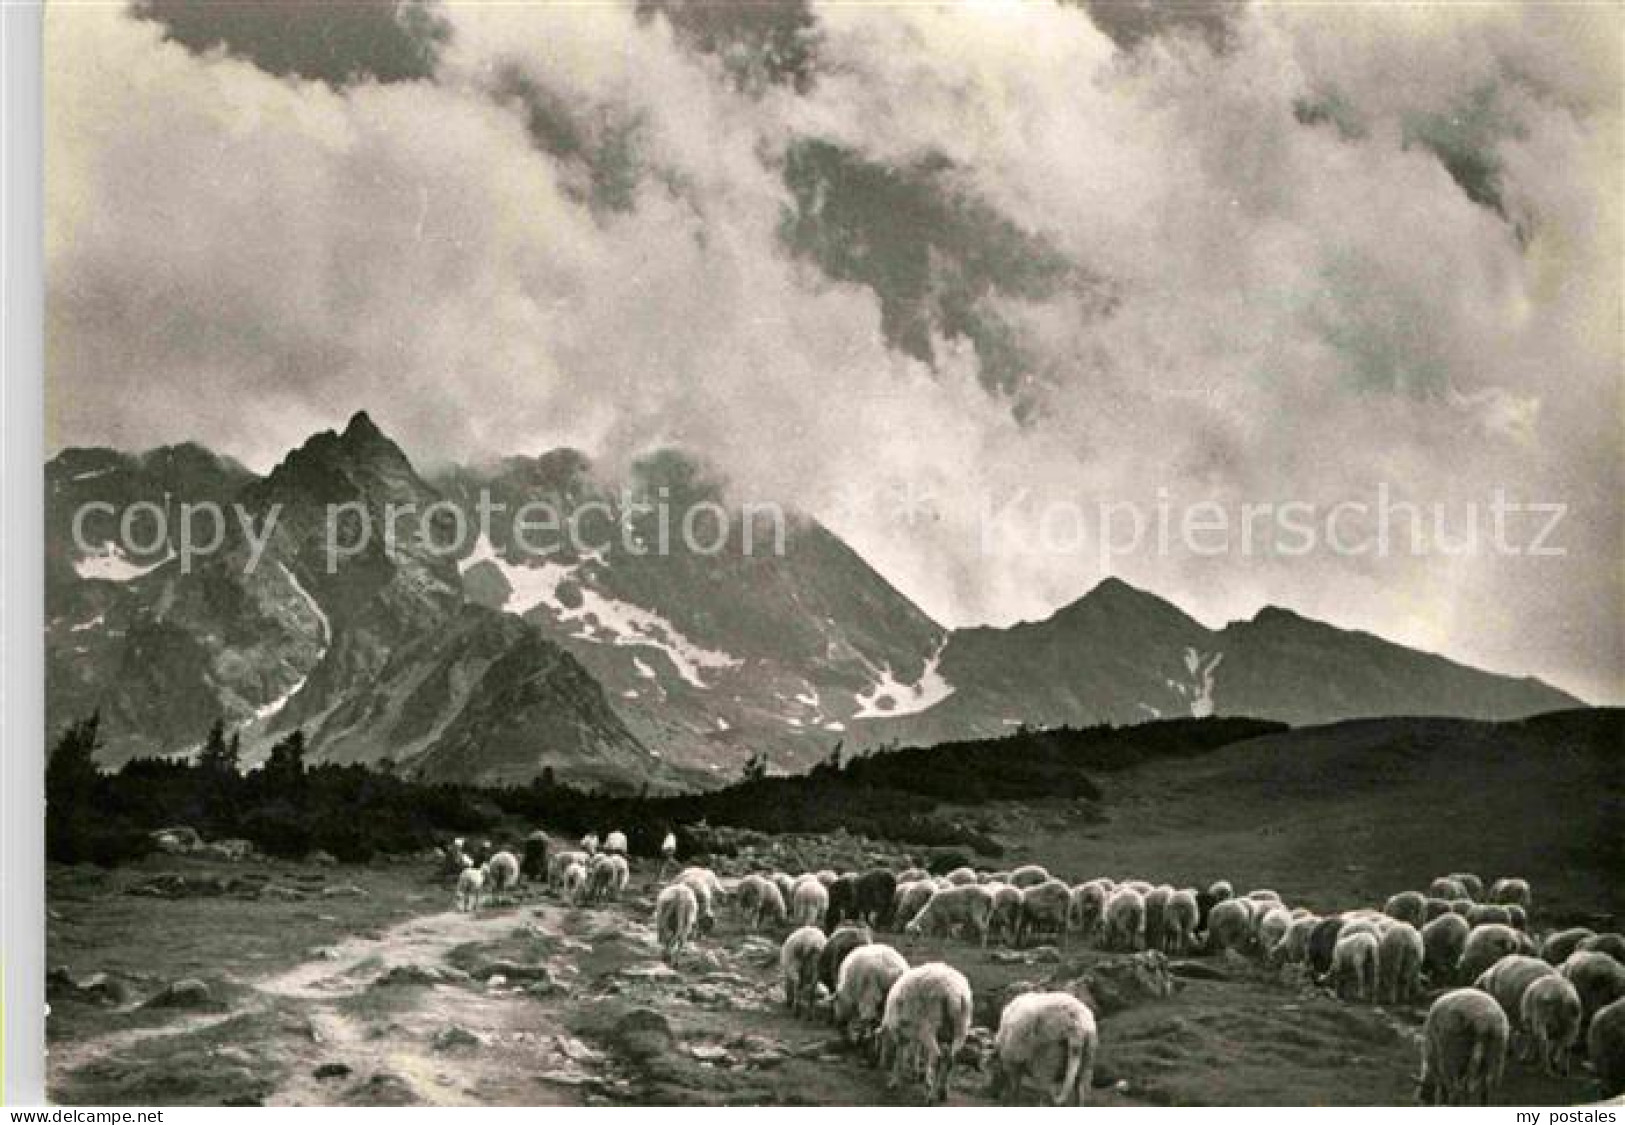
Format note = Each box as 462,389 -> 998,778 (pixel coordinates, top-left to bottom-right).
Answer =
45,412 -> 1582,788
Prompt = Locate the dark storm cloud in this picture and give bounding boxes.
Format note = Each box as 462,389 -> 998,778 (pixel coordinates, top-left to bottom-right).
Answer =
133,0 -> 447,86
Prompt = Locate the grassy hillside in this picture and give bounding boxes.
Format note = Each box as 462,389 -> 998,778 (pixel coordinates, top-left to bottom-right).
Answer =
988,708 -> 1622,925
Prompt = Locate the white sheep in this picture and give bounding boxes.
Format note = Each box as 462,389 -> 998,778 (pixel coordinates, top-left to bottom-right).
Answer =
1419,988 -> 1509,1105
991,991 -> 1099,1106
816,869 -> 839,887
486,850 -> 520,905
677,868 -> 720,933
1008,864 -> 1050,889
1422,912 -> 1471,984
1521,973 -> 1582,1076
1384,890 -> 1427,929
654,882 -> 698,964
1330,931 -> 1379,1002
1165,889 -> 1200,955
1103,887 -> 1146,952
878,962 -> 973,1103
1257,905 -> 1293,959
833,942 -> 910,1051
1473,953 -> 1556,1025
905,883 -> 993,946
1488,876 -> 1532,910
1459,923 -> 1521,981
737,874 -> 785,931
1016,879 -> 1072,948
1589,995 -> 1625,1097
455,863 -> 487,912
1206,897 -> 1255,956
944,867 -> 979,887
781,925 -> 829,1016
984,883 -> 1023,946
583,853 -> 617,903
1068,881 -> 1110,945
604,830 -> 628,855
562,860 -> 588,905
894,880 -> 936,930
548,849 -> 588,895
1272,913 -> 1320,968
1377,921 -> 1424,1004
791,877 -> 830,928
608,854 -> 630,898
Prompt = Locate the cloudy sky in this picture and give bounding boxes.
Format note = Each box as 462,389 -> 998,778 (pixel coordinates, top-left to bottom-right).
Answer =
46,1 -> 1622,701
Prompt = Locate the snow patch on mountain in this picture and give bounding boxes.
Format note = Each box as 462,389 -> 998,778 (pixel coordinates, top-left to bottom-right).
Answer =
73,543 -> 173,583
1168,647 -> 1223,718
459,534 -> 740,689
251,562 -> 334,724
852,644 -> 955,719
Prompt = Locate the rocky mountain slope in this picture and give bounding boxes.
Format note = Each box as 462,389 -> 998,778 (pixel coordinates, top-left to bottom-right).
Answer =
47,413 -> 1581,786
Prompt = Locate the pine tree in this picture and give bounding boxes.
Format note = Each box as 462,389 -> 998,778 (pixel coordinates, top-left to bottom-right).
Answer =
264,729 -> 308,795
46,712 -> 102,806
197,718 -> 240,777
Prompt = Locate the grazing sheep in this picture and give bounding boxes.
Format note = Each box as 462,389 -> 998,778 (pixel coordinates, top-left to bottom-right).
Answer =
1384,891 -> 1427,929
853,869 -> 899,928
1423,898 -> 1454,921
834,943 -> 910,1052
773,872 -> 797,904
1466,904 -> 1513,929
1307,916 -> 1346,976
1207,879 -> 1234,902
1165,889 -> 1200,955
1418,989 -> 1509,1105
584,853 -> 617,903
548,849 -> 588,894
1143,885 -> 1174,953
561,861 -> 588,905
655,883 -> 698,964
897,867 -> 929,885
1009,864 -> 1050,889
1579,933 -> 1625,964
1521,974 -> 1582,1076
1273,913 -> 1320,969
1422,912 -> 1471,984
906,884 -> 995,947
1488,877 -> 1532,910
1473,955 -> 1557,1031
677,870 -> 718,934
816,869 -> 839,888
944,867 -> 979,887
791,877 -> 830,929
486,850 -> 520,905
1459,923 -> 1522,981
1207,898 -> 1257,957
1068,882 -> 1111,945
1588,995 -> 1625,1097
985,883 -> 1024,946
819,923 -> 873,997
1104,887 -> 1147,952
1331,931 -> 1380,1002
1258,906 -> 1294,961
1016,880 -> 1073,948
1542,927 -> 1596,966
894,880 -> 937,931
878,962 -> 973,1103
781,925 -> 829,1015
608,854 -> 631,898
826,874 -> 861,928
1448,872 -> 1485,901
455,863 -> 487,912
1428,876 -> 1469,902
737,874 -> 787,932
604,830 -> 627,855
991,991 -> 1099,1106
1448,899 -> 1475,917
1560,951 -> 1625,1033
1377,922 -> 1425,1004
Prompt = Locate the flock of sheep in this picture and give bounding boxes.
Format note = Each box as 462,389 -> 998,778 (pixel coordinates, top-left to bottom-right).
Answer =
445,836 -> 1625,1106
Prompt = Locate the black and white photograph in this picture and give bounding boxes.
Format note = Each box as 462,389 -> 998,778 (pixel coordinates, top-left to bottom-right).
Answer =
20,0 -> 1625,1109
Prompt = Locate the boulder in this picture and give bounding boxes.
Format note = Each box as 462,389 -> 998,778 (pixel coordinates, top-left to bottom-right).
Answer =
145,978 -> 215,1009
610,1008 -> 675,1060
